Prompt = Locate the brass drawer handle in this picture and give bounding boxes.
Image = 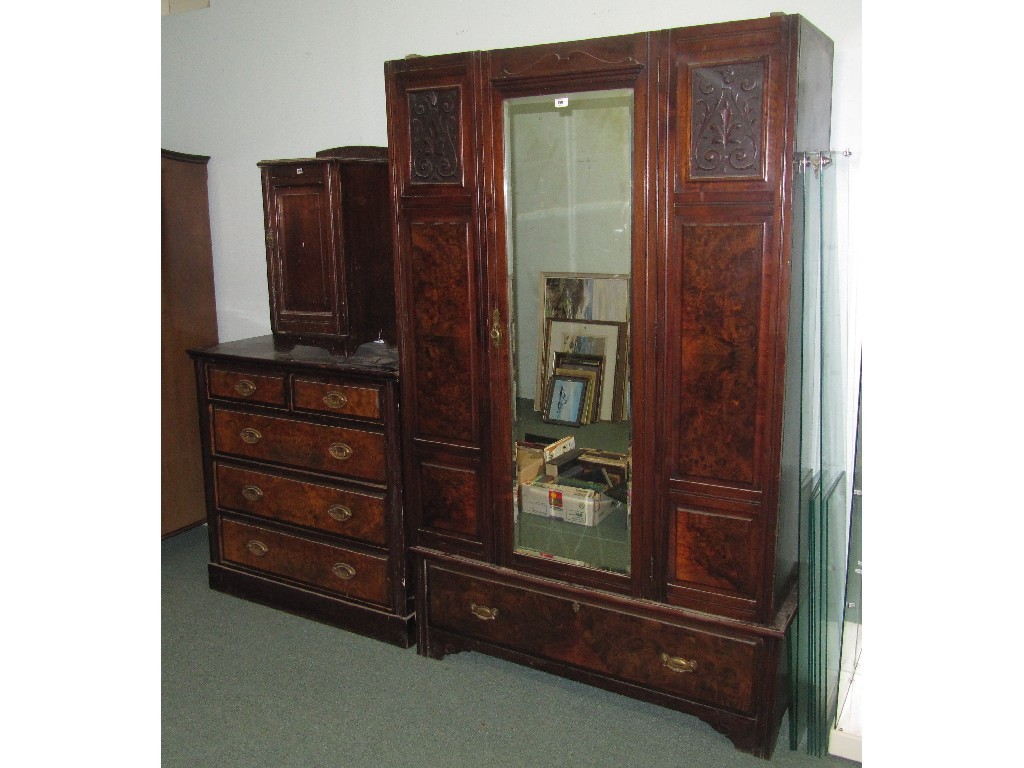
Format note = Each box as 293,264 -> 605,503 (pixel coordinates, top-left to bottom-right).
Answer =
246,540 -> 269,557
660,653 -> 697,674
327,504 -> 353,522
240,428 -> 263,444
332,562 -> 356,580
241,485 -> 264,502
470,602 -> 499,621
329,442 -> 353,461
323,392 -> 349,409
234,379 -> 257,397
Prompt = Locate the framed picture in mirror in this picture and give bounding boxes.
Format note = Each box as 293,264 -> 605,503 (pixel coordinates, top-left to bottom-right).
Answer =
542,374 -> 590,427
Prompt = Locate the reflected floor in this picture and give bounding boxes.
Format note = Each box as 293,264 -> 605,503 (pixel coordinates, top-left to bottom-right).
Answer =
516,504 -> 630,575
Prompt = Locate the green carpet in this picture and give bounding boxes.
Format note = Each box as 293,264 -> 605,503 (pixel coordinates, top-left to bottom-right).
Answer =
163,525 -> 857,767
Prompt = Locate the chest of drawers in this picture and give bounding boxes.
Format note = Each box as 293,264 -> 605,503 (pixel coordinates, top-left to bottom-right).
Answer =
189,336 -> 413,647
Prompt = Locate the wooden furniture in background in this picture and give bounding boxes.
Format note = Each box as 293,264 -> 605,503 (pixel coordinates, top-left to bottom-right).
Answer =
259,146 -> 395,356
162,149 -> 219,538
385,14 -> 833,758
189,337 -> 414,647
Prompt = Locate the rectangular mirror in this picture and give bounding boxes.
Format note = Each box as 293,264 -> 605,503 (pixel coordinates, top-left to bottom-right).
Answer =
504,88 -> 633,575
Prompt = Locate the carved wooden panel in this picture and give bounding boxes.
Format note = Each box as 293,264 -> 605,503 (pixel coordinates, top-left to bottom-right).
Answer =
673,506 -> 759,599
408,219 -> 478,444
418,461 -> 479,537
689,62 -> 766,180
408,88 -> 462,185
673,222 -> 764,486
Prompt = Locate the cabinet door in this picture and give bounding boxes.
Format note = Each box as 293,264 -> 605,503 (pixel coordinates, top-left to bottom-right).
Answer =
386,54 -> 492,559
262,161 -> 346,338
662,18 -> 793,622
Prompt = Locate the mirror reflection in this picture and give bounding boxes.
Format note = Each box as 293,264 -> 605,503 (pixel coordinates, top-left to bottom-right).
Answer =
504,88 -> 634,575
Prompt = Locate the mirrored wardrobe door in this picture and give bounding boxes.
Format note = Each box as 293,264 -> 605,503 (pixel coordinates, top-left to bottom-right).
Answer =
502,88 -> 635,576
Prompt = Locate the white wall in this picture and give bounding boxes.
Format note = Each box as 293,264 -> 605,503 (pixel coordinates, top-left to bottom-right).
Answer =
162,0 -> 861,343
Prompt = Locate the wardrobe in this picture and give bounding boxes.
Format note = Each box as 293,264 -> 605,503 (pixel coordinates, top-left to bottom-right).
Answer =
384,13 -> 832,757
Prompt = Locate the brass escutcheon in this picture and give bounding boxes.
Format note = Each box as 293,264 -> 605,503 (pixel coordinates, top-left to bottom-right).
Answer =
241,485 -> 264,502
322,392 -> 349,409
659,652 -> 698,674
234,379 -> 257,397
490,308 -> 502,348
246,540 -> 269,557
240,428 -> 262,444
327,504 -> 353,522
329,443 -> 353,461
332,562 -> 356,580
470,602 -> 499,621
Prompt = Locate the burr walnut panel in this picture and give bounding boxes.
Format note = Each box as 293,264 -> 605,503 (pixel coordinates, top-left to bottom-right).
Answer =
408,219 -> 478,444
672,505 -> 761,600
417,459 -> 480,539
207,368 -> 287,407
212,407 -> 386,483
220,517 -> 389,606
673,221 -> 765,487
427,564 -> 762,714
215,463 -> 387,546
292,378 -> 382,420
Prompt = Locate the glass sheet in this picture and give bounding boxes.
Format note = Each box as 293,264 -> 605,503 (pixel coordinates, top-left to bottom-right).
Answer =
791,152 -> 851,756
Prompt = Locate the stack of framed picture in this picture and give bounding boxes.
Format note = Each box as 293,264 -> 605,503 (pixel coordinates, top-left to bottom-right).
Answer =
536,272 -> 630,425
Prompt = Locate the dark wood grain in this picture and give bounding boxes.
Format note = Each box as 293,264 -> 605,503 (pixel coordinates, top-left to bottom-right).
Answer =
188,337 -> 413,646
259,148 -> 395,354
215,462 -> 388,546
386,14 -> 833,758
292,377 -> 382,420
212,407 -> 387,483
221,517 -> 389,605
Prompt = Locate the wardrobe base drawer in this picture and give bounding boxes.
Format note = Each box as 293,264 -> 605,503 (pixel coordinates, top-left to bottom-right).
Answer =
426,562 -> 763,714
220,518 -> 389,606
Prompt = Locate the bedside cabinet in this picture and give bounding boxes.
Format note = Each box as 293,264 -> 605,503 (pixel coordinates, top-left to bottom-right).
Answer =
189,336 -> 413,647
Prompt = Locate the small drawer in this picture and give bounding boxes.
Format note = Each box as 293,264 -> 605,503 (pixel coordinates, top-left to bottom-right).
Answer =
221,518 -> 389,605
208,367 -> 287,406
293,378 -> 382,420
262,161 -> 328,181
212,407 -> 386,482
427,565 -> 763,714
215,463 -> 387,546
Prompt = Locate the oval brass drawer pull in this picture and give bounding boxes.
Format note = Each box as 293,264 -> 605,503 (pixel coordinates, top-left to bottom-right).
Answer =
332,562 -> 356,580
240,427 -> 262,444
660,653 -> 697,674
322,392 -> 349,409
246,540 -> 269,557
329,442 -> 353,461
234,379 -> 257,397
241,485 -> 264,502
470,602 -> 499,621
327,504 -> 353,522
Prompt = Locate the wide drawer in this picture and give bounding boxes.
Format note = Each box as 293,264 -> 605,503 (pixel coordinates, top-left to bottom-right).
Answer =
293,377 -> 382,420
220,518 -> 389,605
427,564 -> 763,714
212,407 -> 386,482
215,463 -> 387,546
208,367 -> 287,406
